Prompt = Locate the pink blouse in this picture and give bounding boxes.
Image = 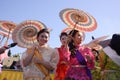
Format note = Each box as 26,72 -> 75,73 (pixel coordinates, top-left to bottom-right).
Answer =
65,45 -> 95,80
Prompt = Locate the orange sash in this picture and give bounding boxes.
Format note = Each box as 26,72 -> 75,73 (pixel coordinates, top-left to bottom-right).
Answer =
27,48 -> 52,80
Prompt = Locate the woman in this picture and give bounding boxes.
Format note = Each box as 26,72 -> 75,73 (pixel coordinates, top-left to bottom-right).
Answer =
54,32 -> 70,80
21,28 -> 59,80
65,29 -> 95,80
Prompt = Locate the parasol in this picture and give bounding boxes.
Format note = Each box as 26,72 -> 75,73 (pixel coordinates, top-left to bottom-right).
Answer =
62,27 -> 85,41
83,35 -> 109,50
0,31 -> 12,45
0,20 -> 16,32
99,39 -> 111,48
60,8 -> 97,32
0,20 -> 17,45
0,31 -> 12,39
12,20 -> 46,48
62,27 -> 73,34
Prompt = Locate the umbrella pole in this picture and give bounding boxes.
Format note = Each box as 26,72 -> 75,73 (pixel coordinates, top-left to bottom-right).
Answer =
0,36 -> 5,46
67,22 -> 78,44
69,22 -> 78,35
5,28 -> 11,45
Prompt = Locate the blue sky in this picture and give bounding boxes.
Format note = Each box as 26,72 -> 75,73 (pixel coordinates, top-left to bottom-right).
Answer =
0,0 -> 120,55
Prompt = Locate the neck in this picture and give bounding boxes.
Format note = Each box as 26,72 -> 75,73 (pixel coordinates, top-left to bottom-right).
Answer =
38,43 -> 47,48
74,43 -> 80,46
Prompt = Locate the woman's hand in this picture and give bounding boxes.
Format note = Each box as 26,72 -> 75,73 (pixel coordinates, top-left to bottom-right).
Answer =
60,61 -> 68,65
32,56 -> 42,64
85,54 -> 92,63
67,35 -> 73,43
22,45 -> 36,67
0,47 -> 6,54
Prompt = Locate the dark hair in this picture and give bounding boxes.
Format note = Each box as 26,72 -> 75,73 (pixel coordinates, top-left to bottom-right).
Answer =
68,29 -> 79,56
69,29 -> 79,37
109,34 -> 120,56
92,49 -> 99,61
37,28 -> 50,39
60,32 -> 68,40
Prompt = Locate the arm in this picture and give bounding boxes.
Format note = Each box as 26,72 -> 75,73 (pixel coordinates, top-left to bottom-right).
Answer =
33,49 -> 59,71
85,48 -> 95,69
49,49 -> 59,70
33,56 -> 54,70
22,48 -> 35,67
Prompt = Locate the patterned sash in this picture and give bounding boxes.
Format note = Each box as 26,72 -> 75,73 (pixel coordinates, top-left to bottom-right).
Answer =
75,50 -> 92,80
34,48 -> 52,80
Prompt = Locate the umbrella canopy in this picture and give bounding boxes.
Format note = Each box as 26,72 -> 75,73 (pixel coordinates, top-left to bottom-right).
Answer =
0,20 -> 16,44
0,31 -> 12,39
12,20 -> 46,48
99,39 -> 111,48
62,27 -> 73,34
0,31 -> 12,45
62,27 -> 85,41
60,8 -> 97,32
0,20 -> 17,32
83,35 -> 109,50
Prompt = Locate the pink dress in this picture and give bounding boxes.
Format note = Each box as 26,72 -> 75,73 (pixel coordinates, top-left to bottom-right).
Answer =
65,46 -> 95,80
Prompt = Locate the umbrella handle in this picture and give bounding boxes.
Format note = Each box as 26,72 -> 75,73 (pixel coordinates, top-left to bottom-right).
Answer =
74,22 -> 78,29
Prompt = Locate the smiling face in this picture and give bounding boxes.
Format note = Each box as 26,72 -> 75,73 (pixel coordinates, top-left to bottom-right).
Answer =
37,32 -> 49,46
73,31 -> 83,45
37,29 -> 50,46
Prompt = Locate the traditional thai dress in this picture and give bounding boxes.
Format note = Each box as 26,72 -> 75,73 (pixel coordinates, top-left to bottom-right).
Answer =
65,45 -> 95,80
54,45 -> 70,80
99,49 -> 120,80
21,44 -> 59,80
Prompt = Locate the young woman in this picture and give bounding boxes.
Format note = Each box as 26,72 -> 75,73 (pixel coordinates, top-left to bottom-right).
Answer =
54,32 -> 70,80
65,29 -> 95,80
21,28 -> 59,80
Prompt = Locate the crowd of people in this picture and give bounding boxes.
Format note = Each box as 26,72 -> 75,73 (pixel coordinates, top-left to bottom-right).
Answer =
0,28 -> 120,80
